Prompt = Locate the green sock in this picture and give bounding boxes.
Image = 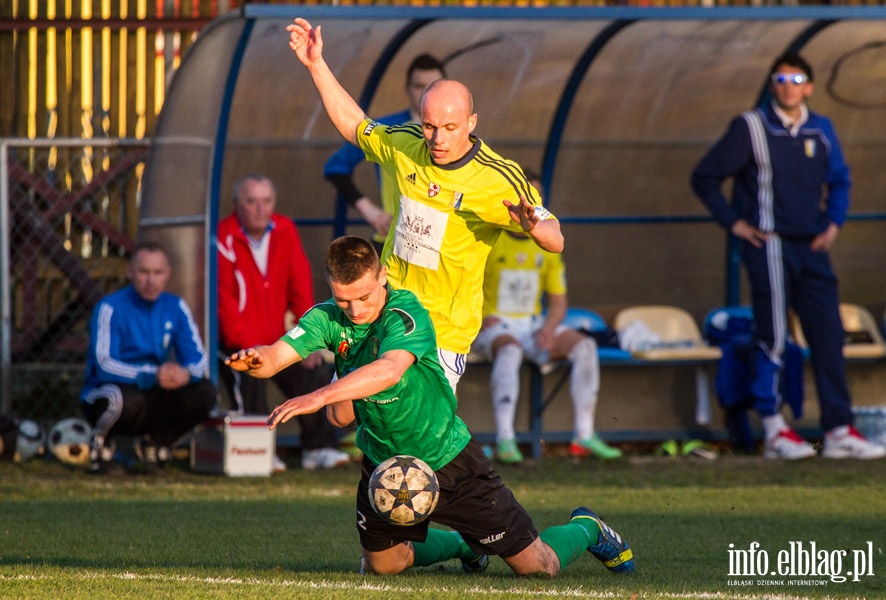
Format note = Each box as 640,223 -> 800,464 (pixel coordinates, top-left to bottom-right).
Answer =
412,530 -> 472,567
539,522 -> 594,571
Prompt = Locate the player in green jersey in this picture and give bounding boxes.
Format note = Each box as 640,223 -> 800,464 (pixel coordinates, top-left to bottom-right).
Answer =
225,236 -> 634,577
286,17 -> 563,391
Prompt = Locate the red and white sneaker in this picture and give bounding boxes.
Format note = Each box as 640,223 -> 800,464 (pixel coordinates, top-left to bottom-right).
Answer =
821,425 -> 886,460
763,428 -> 816,460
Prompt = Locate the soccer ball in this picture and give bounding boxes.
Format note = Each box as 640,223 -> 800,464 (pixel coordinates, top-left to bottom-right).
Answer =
14,419 -> 46,462
48,418 -> 92,467
368,455 -> 440,526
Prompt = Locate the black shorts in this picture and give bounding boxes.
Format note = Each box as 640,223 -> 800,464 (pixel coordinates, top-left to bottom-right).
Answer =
356,437 -> 538,558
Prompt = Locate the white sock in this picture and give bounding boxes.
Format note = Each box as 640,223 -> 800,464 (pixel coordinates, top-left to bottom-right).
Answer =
761,414 -> 787,441
490,344 -> 523,442
568,338 -> 600,441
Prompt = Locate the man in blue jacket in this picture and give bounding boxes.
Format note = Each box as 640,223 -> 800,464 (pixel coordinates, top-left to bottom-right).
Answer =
692,53 -> 884,460
80,241 -> 216,474
323,53 -> 445,254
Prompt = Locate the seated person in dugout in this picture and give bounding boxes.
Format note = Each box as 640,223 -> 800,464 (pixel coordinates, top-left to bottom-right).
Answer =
472,172 -> 621,464
80,241 -> 216,475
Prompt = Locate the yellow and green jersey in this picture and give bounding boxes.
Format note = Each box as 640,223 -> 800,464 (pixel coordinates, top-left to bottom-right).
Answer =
482,232 -> 567,319
357,118 -> 558,354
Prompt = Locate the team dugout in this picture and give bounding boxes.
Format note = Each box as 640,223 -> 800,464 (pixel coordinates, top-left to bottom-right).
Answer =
139,6 -> 886,443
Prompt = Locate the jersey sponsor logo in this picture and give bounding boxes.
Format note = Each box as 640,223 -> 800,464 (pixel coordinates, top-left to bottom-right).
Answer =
393,197 -> 447,270
337,339 -> 350,358
362,122 -> 377,136
406,172 -> 417,185
404,214 -> 433,237
365,396 -> 399,405
428,182 -> 440,197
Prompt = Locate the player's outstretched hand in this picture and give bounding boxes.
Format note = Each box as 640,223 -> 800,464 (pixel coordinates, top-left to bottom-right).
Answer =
503,196 -> 540,233
225,348 -> 264,372
268,393 -> 325,430
286,17 -> 322,65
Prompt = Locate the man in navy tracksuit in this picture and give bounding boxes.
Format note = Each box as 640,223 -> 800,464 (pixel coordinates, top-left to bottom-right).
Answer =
323,54 -> 445,254
691,53 -> 884,460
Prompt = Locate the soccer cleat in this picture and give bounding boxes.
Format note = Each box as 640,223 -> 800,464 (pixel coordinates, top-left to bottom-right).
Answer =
302,447 -> 350,470
495,439 -> 524,464
821,425 -> 886,460
135,438 -> 163,475
460,553 -> 489,574
763,428 -> 816,460
570,435 -> 623,460
272,454 -> 287,473
680,439 -> 718,460
570,507 -> 635,573
654,439 -> 680,457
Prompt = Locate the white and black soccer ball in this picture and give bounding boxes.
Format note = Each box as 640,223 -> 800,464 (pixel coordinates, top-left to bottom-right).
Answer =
368,455 -> 440,526
48,418 -> 92,467
14,419 -> 46,462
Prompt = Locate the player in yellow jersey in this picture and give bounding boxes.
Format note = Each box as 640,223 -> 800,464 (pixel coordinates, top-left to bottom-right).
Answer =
287,18 -> 563,391
473,173 -> 621,464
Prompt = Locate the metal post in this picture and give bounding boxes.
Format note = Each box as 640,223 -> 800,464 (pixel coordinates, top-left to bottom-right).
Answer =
0,141 -> 11,413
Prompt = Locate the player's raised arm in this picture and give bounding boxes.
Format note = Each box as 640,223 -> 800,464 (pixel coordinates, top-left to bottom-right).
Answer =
286,18 -> 367,146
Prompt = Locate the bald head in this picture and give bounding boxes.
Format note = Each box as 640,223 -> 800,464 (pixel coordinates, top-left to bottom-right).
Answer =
419,80 -> 477,165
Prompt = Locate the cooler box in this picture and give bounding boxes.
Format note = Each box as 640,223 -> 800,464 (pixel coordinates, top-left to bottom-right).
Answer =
191,414 -> 276,476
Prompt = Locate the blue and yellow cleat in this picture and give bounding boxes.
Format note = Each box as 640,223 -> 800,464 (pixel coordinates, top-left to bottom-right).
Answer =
570,507 -> 635,573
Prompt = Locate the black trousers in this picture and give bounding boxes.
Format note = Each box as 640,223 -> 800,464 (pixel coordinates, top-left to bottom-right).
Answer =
81,379 -> 217,448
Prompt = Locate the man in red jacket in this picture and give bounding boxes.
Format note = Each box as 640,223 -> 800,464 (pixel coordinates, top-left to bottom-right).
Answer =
217,173 -> 349,471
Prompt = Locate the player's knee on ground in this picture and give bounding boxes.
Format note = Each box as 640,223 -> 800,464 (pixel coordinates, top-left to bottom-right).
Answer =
502,537 -> 561,577
362,544 -> 412,575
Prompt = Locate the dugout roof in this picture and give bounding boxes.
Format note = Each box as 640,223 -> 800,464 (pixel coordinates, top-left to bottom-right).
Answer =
139,6 -> 886,376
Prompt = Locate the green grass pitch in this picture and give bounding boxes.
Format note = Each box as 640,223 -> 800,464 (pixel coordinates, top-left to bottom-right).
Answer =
1,451 -> 884,599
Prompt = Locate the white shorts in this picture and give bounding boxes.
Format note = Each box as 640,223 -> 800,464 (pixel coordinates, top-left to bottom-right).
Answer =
471,315 -> 569,366
437,348 -> 466,394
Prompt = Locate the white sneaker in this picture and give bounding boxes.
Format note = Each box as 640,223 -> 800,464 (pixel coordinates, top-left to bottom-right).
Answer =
821,425 -> 886,460
763,428 -> 816,460
302,447 -> 350,470
272,454 -> 287,473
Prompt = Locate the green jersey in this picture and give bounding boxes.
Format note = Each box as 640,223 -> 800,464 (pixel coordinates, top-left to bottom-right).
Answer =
280,285 -> 471,470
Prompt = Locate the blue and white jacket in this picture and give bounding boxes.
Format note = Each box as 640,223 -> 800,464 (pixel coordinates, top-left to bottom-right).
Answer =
691,102 -> 851,238
81,285 -> 209,398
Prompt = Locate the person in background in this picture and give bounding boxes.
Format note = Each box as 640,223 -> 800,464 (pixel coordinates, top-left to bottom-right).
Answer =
691,53 -> 884,460
80,241 -> 216,475
226,235 -> 635,578
473,172 -> 621,464
217,173 -> 350,471
324,53 -> 446,255
288,17 -> 563,394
